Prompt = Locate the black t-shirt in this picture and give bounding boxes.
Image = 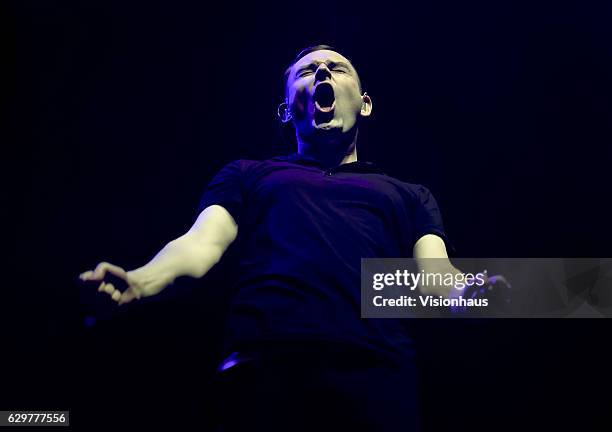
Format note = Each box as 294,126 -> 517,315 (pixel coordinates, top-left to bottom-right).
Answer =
196,152 -> 451,362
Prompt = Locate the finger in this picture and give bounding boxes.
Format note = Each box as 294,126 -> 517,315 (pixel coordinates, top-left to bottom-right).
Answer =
98,262 -> 128,280
98,282 -> 106,292
103,282 -> 115,295
111,290 -> 122,302
91,262 -> 128,281
79,270 -> 94,281
498,276 -> 511,287
490,275 -> 511,288
91,262 -> 109,280
118,287 -> 138,305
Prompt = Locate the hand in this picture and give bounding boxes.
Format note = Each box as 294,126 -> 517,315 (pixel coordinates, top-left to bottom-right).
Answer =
79,262 -> 164,305
450,270 -> 513,315
468,270 -> 512,300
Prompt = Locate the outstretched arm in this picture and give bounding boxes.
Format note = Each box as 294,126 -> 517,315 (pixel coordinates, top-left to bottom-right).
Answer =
79,204 -> 238,305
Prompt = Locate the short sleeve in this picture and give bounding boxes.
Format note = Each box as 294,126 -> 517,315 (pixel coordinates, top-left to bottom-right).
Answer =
196,160 -> 247,224
413,185 -> 456,254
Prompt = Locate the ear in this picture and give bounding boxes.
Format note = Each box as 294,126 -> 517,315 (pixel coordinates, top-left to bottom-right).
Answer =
277,101 -> 293,123
360,92 -> 372,117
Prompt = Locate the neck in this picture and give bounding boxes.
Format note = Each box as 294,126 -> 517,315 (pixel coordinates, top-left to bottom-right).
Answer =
296,130 -> 359,168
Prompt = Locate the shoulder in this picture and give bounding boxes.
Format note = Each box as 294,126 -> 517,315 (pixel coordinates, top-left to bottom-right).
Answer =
220,159 -> 260,170
223,156 -> 294,170
210,157 -> 298,185
399,181 -> 433,196
210,159 -> 262,179
383,176 -> 437,203
227,155 -> 306,176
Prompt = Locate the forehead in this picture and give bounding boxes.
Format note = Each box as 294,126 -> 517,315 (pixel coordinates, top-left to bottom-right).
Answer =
292,49 -> 353,71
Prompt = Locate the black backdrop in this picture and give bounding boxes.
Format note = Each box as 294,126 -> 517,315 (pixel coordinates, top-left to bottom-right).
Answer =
6,0 -> 612,430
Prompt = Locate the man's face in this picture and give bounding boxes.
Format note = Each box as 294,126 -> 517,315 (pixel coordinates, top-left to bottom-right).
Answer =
285,50 -> 366,141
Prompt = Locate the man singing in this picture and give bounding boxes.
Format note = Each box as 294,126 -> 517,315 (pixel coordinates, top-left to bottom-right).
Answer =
80,45 -> 490,431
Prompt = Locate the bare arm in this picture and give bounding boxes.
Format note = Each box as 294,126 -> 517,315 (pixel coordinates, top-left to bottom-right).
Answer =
413,234 -> 459,298
413,234 -> 509,300
79,204 -> 238,305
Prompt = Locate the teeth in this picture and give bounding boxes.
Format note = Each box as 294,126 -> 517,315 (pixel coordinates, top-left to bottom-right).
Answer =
315,100 -> 335,113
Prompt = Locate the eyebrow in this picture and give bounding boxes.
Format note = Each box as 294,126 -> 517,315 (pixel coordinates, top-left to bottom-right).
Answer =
295,61 -> 352,74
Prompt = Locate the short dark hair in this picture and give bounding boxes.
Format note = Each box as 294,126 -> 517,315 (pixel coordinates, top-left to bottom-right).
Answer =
283,44 -> 362,97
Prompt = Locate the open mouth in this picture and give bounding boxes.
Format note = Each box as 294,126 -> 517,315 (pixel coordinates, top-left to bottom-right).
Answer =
313,82 -> 336,113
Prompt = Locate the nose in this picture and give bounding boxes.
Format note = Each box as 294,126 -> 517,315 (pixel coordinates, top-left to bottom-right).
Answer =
314,63 -> 332,83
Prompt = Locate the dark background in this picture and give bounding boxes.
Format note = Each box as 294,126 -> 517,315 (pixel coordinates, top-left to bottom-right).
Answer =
6,0 -> 612,430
